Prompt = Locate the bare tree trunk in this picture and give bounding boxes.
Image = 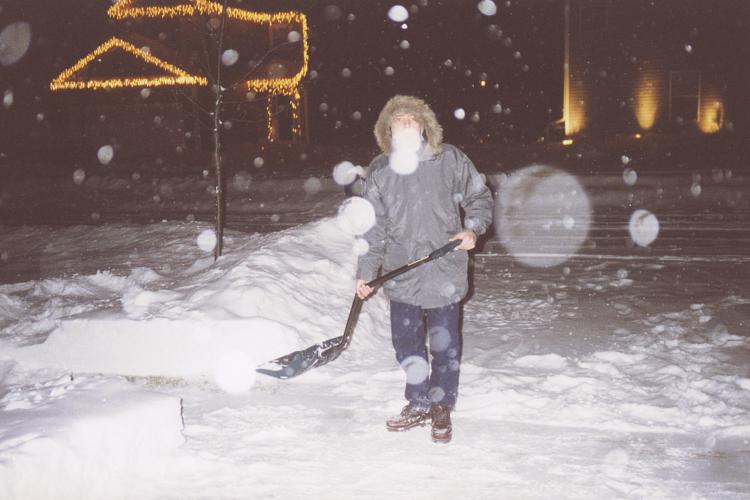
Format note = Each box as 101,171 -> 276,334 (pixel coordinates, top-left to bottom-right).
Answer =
213,0 -> 229,261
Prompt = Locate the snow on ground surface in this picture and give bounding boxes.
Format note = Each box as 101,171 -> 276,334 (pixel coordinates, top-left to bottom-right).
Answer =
1,155 -> 750,499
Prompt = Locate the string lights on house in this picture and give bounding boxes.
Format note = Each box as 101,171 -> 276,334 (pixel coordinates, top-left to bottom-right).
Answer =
51,0 -> 309,140
290,91 -> 302,138
107,0 -> 309,97
266,98 -> 275,142
107,0 -> 202,19
50,37 -> 207,90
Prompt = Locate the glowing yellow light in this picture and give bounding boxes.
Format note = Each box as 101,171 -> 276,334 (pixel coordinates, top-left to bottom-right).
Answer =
50,37 -> 207,90
108,0 -> 200,19
634,72 -> 661,131
58,0 -> 310,141
634,133 -> 642,139
564,90 -> 586,135
244,15 -> 309,96
109,0 -> 309,100
290,90 -> 302,138
479,80 -> 486,87
109,0 -> 299,23
266,98 -> 275,142
107,0 -> 309,96
699,97 -> 724,134
635,102 -> 657,130
562,139 -> 573,146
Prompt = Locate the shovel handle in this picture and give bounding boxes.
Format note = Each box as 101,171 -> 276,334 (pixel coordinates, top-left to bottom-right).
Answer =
428,239 -> 461,260
261,239 -> 465,377
365,239 -> 462,289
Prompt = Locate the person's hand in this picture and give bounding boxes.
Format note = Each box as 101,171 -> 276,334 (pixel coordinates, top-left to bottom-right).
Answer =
450,229 -> 477,251
356,279 -> 375,299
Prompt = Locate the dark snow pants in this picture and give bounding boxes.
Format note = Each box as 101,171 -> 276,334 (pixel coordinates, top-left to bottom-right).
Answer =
389,300 -> 462,410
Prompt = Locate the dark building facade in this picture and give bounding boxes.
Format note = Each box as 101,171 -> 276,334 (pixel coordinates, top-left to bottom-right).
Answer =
564,0 -> 749,137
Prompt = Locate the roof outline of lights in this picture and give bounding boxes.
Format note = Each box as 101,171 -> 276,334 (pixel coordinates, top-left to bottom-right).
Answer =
51,0 -> 309,96
50,36 -> 208,90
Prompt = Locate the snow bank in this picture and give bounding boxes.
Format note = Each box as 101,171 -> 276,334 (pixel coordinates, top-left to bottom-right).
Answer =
706,425 -> 750,453
0,215 -> 392,499
12,317 -> 300,380
0,376 -> 183,500
7,218 -> 391,385
513,353 -> 568,371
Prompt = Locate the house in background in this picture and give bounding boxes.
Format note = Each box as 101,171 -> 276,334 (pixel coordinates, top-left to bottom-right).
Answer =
563,0 -> 749,137
48,0 -> 309,163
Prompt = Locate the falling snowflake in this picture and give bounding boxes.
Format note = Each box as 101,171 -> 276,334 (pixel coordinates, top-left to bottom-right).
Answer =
401,355 -> 429,384
287,31 -> 301,43
72,169 -> 86,185
387,5 -> 409,23
97,145 -> 114,165
221,49 -> 239,66
197,230 -> 217,252
477,0 -> 498,16
628,209 -> 659,247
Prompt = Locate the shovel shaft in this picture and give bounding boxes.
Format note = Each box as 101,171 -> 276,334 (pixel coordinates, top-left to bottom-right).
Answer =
341,239 -> 461,349
366,239 -> 461,289
257,239 -> 462,378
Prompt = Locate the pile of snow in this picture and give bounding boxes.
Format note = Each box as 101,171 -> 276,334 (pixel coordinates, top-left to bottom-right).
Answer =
12,318 -> 300,387
5,218 -> 391,385
1,215 -> 395,498
0,375 -> 183,500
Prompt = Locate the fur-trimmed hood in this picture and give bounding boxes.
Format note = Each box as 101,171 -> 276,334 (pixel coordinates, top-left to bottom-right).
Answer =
374,95 -> 443,155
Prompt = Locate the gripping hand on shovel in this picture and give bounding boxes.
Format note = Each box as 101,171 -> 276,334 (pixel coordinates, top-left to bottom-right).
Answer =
356,279 -> 374,300
354,233 -> 471,300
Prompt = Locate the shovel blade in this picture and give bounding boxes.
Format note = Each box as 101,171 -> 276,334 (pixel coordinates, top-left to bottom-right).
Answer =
255,335 -> 345,379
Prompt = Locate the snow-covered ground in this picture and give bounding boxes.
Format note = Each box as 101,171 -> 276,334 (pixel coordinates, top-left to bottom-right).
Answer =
1,163 -> 749,499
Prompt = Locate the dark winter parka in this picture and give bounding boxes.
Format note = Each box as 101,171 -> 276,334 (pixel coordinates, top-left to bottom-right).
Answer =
356,95 -> 494,308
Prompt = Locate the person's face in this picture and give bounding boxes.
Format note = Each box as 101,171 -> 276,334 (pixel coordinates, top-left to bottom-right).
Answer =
390,112 -> 422,135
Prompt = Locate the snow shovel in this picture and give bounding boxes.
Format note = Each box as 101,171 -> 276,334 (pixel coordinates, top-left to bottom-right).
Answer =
255,239 -> 462,379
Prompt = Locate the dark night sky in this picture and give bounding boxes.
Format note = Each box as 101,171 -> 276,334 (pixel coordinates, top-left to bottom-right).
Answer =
296,0 -> 564,144
0,0 -> 563,154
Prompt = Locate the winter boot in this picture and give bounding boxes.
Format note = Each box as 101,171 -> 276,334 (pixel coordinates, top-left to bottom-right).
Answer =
430,405 -> 452,444
386,404 -> 430,432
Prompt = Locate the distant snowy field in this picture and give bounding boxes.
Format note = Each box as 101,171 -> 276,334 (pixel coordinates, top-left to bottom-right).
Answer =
1,165 -> 749,499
